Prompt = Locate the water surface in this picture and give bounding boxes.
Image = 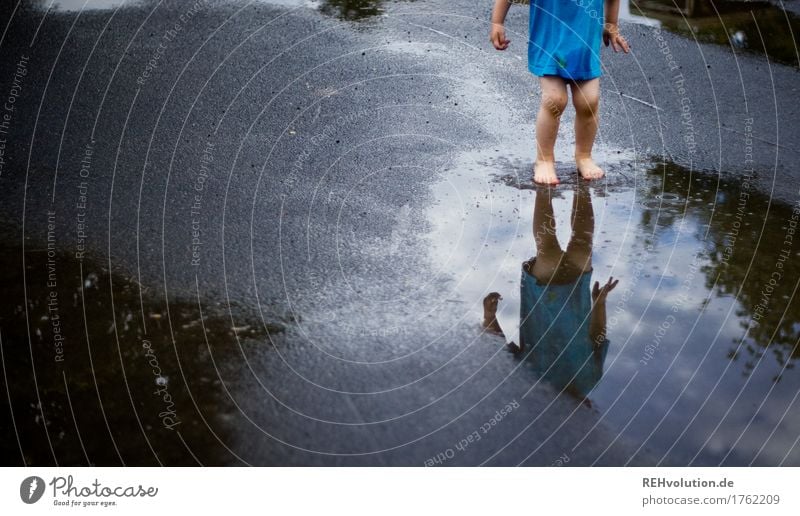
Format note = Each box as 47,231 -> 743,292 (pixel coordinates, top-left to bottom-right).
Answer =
426,153 -> 800,465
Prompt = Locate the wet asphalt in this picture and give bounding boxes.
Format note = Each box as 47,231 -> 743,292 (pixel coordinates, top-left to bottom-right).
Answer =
1,0 -> 799,465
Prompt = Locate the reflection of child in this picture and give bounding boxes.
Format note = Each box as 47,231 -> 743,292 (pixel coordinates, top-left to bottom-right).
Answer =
518,258 -> 615,398
489,0 -> 630,184
483,186 -> 617,399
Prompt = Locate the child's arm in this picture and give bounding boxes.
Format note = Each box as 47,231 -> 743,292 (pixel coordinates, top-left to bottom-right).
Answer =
590,277 -> 618,347
482,292 -> 522,353
589,297 -> 608,347
603,0 -> 630,53
489,0 -> 512,50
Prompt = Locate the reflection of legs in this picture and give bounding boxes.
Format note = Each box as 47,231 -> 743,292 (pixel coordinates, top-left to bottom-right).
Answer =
571,78 -> 604,180
531,187 -> 564,281
565,184 -> 594,272
534,76 -> 568,185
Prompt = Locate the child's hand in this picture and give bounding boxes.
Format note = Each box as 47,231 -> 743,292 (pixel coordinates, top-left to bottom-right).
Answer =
603,24 -> 630,53
489,23 -> 510,50
592,277 -> 619,302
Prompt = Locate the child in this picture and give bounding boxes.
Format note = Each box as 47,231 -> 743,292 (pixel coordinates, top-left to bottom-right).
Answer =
489,0 -> 630,184
482,185 -> 618,399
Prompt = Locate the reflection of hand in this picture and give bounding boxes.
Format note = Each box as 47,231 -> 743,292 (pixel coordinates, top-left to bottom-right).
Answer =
483,292 -> 501,317
482,292 -> 504,335
592,276 -> 619,302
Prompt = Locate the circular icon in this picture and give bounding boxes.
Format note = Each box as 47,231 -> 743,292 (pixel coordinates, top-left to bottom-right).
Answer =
20,476 -> 45,504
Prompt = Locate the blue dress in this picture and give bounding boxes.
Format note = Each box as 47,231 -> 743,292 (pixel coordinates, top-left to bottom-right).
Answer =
528,0 -> 604,80
519,262 -> 609,398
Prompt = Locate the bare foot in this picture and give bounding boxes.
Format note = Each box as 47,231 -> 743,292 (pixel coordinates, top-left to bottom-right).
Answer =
534,160 -> 559,184
576,157 -> 604,180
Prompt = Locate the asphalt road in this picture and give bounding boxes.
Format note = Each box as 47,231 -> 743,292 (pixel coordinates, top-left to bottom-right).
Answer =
1,0 -> 798,465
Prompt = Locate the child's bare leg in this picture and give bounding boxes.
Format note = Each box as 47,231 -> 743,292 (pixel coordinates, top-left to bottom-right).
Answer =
534,76 -> 568,185
570,78 -> 603,180
565,184 -> 594,272
531,187 -> 565,281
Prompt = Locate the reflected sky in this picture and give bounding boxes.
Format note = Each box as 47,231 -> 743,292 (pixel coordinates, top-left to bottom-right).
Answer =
426,152 -> 800,466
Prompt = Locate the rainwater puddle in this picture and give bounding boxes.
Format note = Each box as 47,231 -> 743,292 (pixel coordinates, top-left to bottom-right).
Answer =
253,0 -> 386,20
0,245 -> 280,465
625,0 -> 800,66
426,152 -> 800,465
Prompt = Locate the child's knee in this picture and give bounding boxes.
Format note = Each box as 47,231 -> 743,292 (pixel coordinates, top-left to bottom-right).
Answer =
542,91 -> 568,117
573,91 -> 599,117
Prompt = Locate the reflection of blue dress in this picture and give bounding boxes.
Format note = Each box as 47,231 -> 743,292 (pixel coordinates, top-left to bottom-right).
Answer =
528,0 -> 604,80
519,263 -> 608,398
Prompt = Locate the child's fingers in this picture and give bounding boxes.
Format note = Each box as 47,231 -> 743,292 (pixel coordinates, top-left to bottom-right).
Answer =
490,32 -> 508,50
613,35 -> 630,53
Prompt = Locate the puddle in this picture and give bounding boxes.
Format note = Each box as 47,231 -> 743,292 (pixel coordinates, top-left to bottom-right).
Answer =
254,0 -> 393,20
625,0 -> 800,66
0,245 -> 278,465
427,153 -> 800,465
315,0 -> 387,20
